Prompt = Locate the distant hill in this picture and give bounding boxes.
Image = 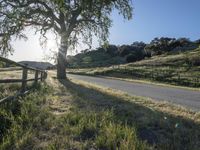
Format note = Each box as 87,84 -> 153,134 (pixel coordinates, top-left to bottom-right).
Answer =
67,38 -> 199,68
67,48 -> 126,68
19,61 -> 54,70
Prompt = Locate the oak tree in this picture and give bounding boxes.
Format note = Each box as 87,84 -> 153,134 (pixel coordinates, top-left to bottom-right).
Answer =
0,0 -> 133,79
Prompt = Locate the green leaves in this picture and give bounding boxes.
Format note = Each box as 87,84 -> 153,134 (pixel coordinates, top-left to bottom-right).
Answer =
0,0 -> 133,56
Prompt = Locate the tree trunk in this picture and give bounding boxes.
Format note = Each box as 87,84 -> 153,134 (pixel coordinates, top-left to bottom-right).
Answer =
57,33 -> 68,79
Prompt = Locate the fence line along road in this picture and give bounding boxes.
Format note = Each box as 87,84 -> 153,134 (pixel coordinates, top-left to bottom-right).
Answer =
0,56 -> 48,104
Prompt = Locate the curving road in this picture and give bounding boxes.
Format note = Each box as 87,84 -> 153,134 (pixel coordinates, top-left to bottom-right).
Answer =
68,74 -> 200,111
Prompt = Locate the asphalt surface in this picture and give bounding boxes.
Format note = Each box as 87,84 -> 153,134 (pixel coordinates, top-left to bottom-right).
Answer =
68,74 -> 200,111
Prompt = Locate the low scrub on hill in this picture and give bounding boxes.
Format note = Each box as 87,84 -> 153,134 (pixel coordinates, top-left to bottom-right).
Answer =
67,48 -> 126,68
68,37 -> 199,68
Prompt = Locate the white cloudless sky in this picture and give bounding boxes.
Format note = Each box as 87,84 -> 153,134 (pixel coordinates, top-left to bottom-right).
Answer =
9,28 -> 98,63
9,29 -> 58,62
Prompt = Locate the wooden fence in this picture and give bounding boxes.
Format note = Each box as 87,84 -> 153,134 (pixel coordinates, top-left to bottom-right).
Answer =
0,56 -> 47,103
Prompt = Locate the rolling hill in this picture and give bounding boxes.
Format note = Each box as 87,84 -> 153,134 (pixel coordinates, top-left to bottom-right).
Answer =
68,47 -> 200,87
19,61 -> 54,70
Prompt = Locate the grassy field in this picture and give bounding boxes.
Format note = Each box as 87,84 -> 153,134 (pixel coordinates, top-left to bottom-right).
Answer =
0,74 -> 148,150
0,71 -> 200,149
0,70 -> 36,99
68,47 -> 200,88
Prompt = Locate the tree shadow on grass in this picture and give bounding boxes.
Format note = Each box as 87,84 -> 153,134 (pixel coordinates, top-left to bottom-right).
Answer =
58,79 -> 200,150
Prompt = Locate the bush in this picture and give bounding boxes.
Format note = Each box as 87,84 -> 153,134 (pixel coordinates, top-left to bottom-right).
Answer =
126,50 -> 145,63
186,55 -> 200,66
145,37 -> 196,56
105,45 -> 118,57
194,39 -> 200,44
126,54 -> 138,63
144,49 -> 152,58
118,45 -> 133,57
0,61 -> 6,68
131,41 -> 146,51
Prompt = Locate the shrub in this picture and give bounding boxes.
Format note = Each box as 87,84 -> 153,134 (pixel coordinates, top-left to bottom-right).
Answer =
104,45 -> 118,57
194,39 -> 200,44
131,41 -> 146,51
144,49 -> 152,58
126,50 -> 145,63
118,45 -> 133,57
0,61 -> 6,68
126,54 -> 138,63
186,55 -> 200,66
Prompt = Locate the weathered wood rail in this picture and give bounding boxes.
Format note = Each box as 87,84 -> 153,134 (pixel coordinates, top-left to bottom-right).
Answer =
0,56 -> 47,103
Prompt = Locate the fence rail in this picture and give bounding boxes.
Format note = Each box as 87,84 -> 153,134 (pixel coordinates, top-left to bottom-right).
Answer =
0,56 -> 47,103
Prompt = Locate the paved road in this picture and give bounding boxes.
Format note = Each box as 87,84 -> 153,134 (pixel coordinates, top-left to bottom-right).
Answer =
68,74 -> 200,111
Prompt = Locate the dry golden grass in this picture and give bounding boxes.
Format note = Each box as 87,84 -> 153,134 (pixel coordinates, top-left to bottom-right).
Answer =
70,78 -> 200,123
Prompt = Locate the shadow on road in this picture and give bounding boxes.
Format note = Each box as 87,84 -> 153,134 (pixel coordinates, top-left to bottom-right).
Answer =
59,79 -> 200,150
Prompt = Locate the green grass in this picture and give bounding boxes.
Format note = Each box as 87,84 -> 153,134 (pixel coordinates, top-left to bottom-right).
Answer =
0,83 -> 21,99
0,78 -> 148,149
65,78 -> 200,150
68,47 -> 200,88
1,72 -> 200,149
0,61 -> 6,68
0,83 -> 53,150
0,70 -> 37,99
47,109 -> 147,150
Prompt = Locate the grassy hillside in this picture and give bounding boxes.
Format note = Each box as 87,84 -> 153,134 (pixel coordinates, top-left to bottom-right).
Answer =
68,38 -> 199,69
68,49 -> 126,68
68,47 -> 200,87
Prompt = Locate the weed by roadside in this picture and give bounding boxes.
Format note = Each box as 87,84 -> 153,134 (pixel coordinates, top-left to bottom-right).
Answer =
61,78 -> 200,150
0,83 -> 53,150
0,78 -> 149,150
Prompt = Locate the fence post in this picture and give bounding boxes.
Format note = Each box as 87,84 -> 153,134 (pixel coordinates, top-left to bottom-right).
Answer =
44,71 -> 47,79
41,72 -> 43,81
178,74 -> 181,83
21,67 -> 28,93
34,70 -> 39,83
151,66 -> 154,79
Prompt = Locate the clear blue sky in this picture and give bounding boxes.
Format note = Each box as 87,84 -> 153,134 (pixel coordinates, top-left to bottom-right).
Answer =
109,0 -> 200,45
9,0 -> 200,62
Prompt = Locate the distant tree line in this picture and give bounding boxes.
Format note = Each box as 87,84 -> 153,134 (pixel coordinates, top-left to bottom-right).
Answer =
79,37 -> 199,63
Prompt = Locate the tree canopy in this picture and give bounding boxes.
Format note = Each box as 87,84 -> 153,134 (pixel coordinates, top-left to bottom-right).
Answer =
0,0 -> 133,55
0,0 -> 133,78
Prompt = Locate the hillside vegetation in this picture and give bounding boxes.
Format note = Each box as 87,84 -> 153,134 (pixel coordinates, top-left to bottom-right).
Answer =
68,47 -> 200,87
67,47 -> 127,68
68,37 -> 199,68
